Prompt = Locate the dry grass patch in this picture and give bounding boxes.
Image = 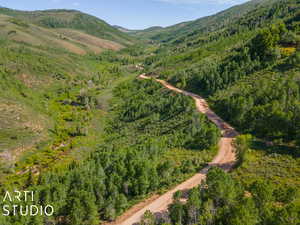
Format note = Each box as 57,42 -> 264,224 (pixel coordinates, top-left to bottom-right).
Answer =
56,28 -> 124,52
0,99 -> 48,157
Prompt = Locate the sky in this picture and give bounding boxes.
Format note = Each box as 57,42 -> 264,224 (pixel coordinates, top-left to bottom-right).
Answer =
0,0 -> 249,30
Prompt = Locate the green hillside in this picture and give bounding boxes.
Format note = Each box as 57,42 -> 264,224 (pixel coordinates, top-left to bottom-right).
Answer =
0,7 -> 142,180
0,0 -> 299,224
0,6 -> 221,225
140,0 -> 300,224
0,7 -> 134,46
145,0 -> 300,144
135,0 -> 289,44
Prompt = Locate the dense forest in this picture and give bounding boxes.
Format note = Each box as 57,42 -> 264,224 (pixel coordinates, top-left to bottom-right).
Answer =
0,79 -> 219,224
135,0 -> 300,224
143,167 -> 299,225
0,0 -> 299,224
145,0 -> 300,145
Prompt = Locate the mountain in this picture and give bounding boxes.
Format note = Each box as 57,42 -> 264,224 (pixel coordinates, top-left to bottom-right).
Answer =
130,26 -> 165,38
0,6 -> 140,181
140,0 -> 300,223
113,25 -> 134,33
0,7 -> 134,47
135,0 -> 283,43
144,0 -> 299,143
0,0 -> 300,225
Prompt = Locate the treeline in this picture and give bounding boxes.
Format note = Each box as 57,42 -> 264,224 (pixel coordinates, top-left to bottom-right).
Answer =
210,68 -> 300,144
142,167 -> 299,225
0,79 -> 219,225
147,0 -> 297,46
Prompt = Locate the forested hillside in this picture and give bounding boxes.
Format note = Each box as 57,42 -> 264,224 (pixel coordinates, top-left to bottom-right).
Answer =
0,78 -> 220,224
134,0 -> 283,43
0,7 -> 141,183
136,0 -> 300,224
147,166 -> 299,225
0,0 -> 299,224
145,0 -> 300,145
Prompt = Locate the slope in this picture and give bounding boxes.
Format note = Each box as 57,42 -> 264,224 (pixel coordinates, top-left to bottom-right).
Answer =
106,74 -> 237,225
0,8 -> 142,180
126,0 -> 300,223
134,0 -> 289,46
144,0 -> 300,144
0,7 -> 134,46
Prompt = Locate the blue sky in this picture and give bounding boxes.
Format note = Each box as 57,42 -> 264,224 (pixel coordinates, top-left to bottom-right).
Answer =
0,0 -> 249,29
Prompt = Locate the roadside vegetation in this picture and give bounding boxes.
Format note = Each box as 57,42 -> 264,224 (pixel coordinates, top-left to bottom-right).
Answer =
0,0 -> 299,224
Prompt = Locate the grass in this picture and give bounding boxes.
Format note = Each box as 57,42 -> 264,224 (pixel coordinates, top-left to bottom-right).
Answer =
0,14 -> 125,55
0,7 -> 135,46
232,140 -> 300,189
163,146 -> 217,170
0,98 -> 49,152
56,28 -> 123,53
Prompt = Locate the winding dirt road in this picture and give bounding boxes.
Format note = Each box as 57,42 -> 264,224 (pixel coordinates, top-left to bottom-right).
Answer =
105,74 -> 238,225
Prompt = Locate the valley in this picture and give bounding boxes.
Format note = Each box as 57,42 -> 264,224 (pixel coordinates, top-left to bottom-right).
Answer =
107,74 -> 237,225
0,0 -> 299,224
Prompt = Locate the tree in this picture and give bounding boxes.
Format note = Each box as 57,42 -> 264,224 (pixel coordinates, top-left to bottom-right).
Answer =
115,194 -> 128,215
103,201 -> 116,221
186,188 -> 201,225
234,134 -> 252,167
250,180 -> 274,207
249,180 -> 274,224
26,170 -> 34,187
226,198 -> 259,225
272,203 -> 300,225
198,199 -> 215,225
168,200 -> 185,225
250,22 -> 287,61
206,167 -> 239,207
141,210 -> 156,225
68,197 -> 85,225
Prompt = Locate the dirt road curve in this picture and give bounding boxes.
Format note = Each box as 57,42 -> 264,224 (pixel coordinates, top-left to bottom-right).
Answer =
105,74 -> 238,225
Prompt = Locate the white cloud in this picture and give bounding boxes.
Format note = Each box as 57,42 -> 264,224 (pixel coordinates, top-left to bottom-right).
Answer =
155,0 -> 248,5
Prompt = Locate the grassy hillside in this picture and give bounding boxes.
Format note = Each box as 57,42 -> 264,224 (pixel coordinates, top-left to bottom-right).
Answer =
0,7 -> 138,172
0,7 -> 143,180
0,7 -> 134,46
0,10 -> 134,54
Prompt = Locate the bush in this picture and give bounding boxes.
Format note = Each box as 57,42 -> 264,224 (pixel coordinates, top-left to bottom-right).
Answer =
234,134 -> 252,167
9,18 -> 29,28
288,51 -> 300,67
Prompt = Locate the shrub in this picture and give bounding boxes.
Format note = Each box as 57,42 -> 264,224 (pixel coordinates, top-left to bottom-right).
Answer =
234,134 -> 252,167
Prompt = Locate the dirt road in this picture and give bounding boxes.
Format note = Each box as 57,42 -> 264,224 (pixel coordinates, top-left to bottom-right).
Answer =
105,74 -> 238,225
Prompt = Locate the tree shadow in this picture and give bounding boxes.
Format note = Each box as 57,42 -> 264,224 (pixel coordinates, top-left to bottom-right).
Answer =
251,140 -> 299,158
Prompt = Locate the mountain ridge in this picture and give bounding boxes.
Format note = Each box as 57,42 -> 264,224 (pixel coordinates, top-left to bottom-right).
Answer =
0,7 -> 135,46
